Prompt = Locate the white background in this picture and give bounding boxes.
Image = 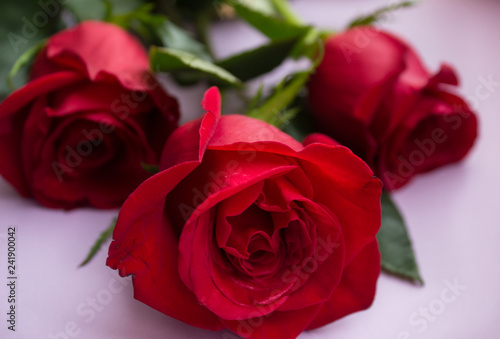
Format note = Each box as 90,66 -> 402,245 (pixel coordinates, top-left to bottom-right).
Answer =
1,0 -> 499,338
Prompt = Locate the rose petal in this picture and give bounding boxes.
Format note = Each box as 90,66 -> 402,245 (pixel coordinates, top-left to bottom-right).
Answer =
302,133 -> 340,147
204,124 -> 382,264
428,63 -> 459,88
221,303 -> 322,339
307,239 -> 381,329
160,87 -> 220,171
34,21 -> 150,91
107,88 -> 223,322
48,81 -> 156,117
308,27 -> 416,124
144,82 -> 180,156
296,144 -> 382,263
277,199 -> 344,311
207,114 -> 303,152
107,162 -> 224,330
20,97 -> 50,189
177,153 -> 297,319
164,150 -> 293,235
0,71 -> 81,196
216,182 -> 269,258
380,92 -> 478,190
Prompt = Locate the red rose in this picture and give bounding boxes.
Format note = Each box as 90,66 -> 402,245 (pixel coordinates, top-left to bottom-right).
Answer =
0,21 -> 179,209
308,27 -> 478,190
107,87 -> 382,339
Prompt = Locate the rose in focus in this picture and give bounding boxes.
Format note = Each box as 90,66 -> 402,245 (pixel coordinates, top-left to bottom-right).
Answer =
0,21 -> 179,209
107,88 -> 382,339
308,27 -> 478,190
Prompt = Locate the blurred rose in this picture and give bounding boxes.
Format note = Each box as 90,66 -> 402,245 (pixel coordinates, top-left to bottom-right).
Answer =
308,27 -> 478,190
0,21 -> 179,209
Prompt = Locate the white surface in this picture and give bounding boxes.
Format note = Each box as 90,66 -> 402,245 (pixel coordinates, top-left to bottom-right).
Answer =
1,0 -> 500,338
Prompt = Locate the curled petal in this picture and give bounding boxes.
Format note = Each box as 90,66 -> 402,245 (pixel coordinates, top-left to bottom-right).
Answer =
32,21 -> 150,91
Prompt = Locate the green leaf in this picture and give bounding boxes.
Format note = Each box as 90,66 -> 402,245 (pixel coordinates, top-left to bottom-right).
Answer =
156,20 -> 213,61
243,28 -> 325,131
193,9 -> 215,60
290,26 -> 323,60
65,0 -> 144,21
248,84 -> 265,111
348,1 -> 416,28
217,38 -> 297,82
237,0 -> 278,16
7,40 -> 46,91
228,0 -> 309,40
150,46 -> 242,87
141,162 -> 159,174
247,71 -> 310,126
269,0 -> 302,25
111,6 -> 213,62
102,0 -> 114,21
272,106 -> 301,129
79,218 -> 116,267
109,3 -> 158,28
377,192 -> 423,284
0,0 -> 61,97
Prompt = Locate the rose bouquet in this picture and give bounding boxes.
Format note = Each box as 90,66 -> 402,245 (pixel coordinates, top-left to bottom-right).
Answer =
0,1 -> 478,338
